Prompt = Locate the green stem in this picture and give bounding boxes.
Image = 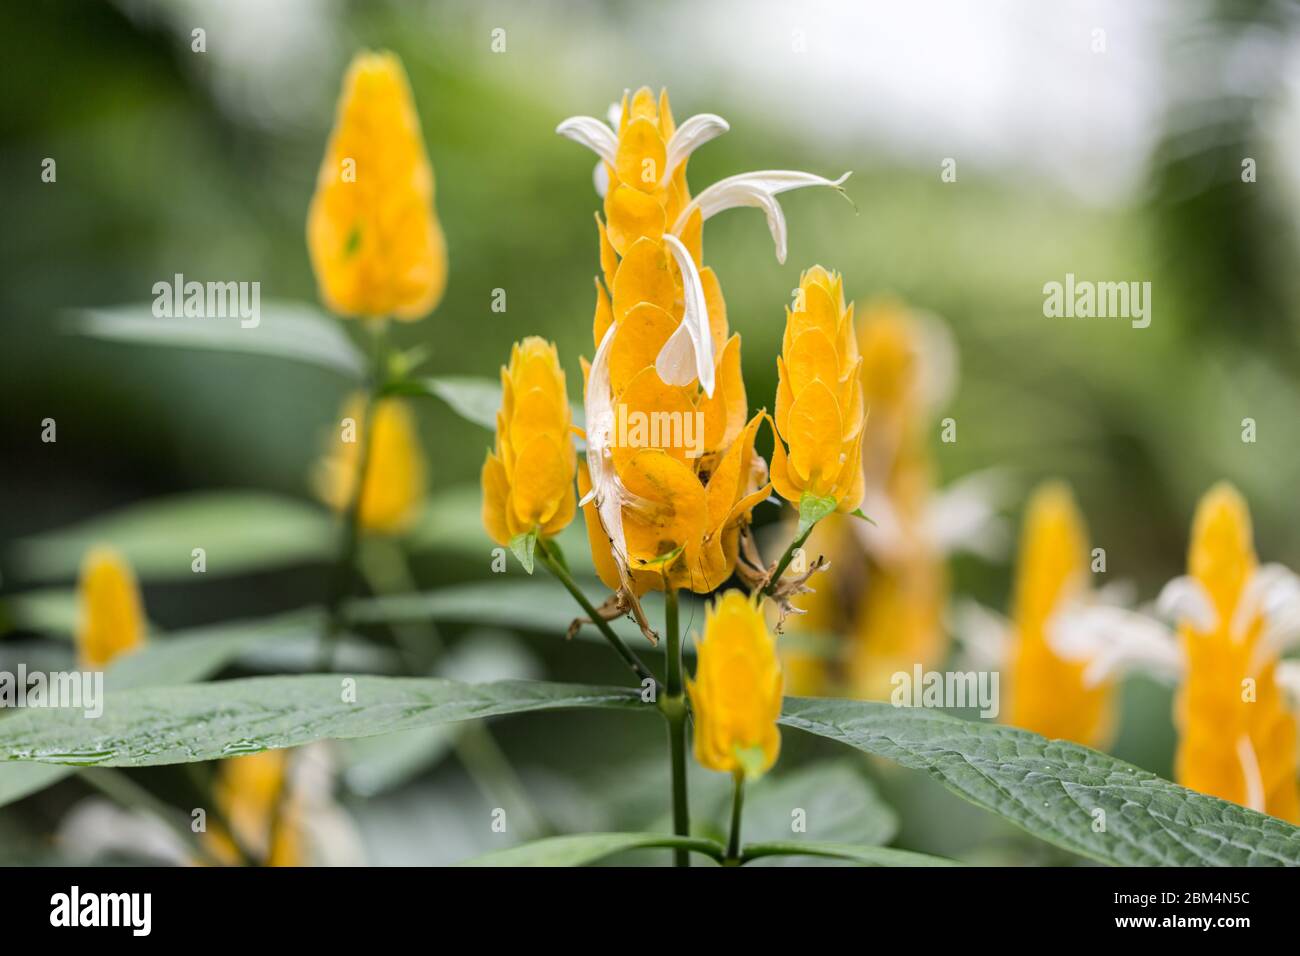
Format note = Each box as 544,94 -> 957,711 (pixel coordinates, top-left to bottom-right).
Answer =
78,768 -> 224,867
661,586 -> 690,867
320,321 -> 388,670
536,538 -> 658,691
762,521 -> 817,597
726,770 -> 745,864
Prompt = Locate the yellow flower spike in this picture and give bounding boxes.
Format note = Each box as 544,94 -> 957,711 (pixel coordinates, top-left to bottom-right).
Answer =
75,547 -> 146,669
205,751 -> 302,867
687,590 -> 784,778
1175,483 -> 1299,821
1006,482 -> 1114,748
307,51 -> 447,320
315,394 -> 427,535
770,267 -> 865,516
481,337 -> 577,549
559,88 -> 847,589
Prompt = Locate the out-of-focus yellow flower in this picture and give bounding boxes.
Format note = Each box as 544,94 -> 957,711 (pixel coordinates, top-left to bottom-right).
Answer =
770,266 -> 865,515
206,751 -> 301,867
307,51 -> 447,320
315,394 -> 427,534
1006,482 -> 1114,748
687,590 -> 783,779
75,547 -> 145,669
1174,484 -> 1298,822
481,337 -> 577,546
559,87 -> 845,593
785,301 -> 952,700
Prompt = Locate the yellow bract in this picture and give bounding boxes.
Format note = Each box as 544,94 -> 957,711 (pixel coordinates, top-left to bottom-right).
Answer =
1006,482 -> 1114,748
205,751 -> 301,867
579,88 -> 768,593
307,51 -> 447,320
315,394 -> 427,535
482,337 -> 577,545
785,300 -> 948,700
770,266 -> 864,512
1175,483 -> 1298,822
75,546 -> 145,669
687,590 -> 783,778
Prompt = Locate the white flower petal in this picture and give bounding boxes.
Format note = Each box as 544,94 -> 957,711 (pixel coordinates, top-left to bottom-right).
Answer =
593,160 -> 610,199
1235,735 -> 1267,814
1155,575 -> 1218,633
663,113 -> 729,179
1234,563 -> 1300,642
672,170 -> 852,264
1048,604 -> 1185,687
1275,660 -> 1300,710
606,100 -> 623,128
655,234 -> 715,397
556,115 -> 618,166
923,468 -> 1010,559
581,322 -> 649,582
949,598 -> 1011,670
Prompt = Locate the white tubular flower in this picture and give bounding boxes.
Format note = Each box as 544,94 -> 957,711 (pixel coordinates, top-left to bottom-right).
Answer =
555,115 -> 618,166
663,113 -> 729,179
579,321 -> 647,582
672,170 -> 852,264
1048,603 -> 1186,688
654,234 -> 715,396
949,598 -> 1011,672
1155,575 -> 1218,633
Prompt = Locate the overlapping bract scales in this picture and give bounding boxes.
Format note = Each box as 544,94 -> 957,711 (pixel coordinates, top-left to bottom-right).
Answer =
307,51 -> 447,321
1006,482 -> 1114,748
578,87 -> 768,594
687,591 -> 784,778
770,266 -> 865,511
1175,484 -> 1298,822
482,337 -> 578,545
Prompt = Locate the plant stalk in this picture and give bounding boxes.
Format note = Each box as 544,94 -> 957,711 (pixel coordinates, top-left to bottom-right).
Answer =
726,770 -> 745,864
661,586 -> 690,867
320,321 -> 388,670
536,538 -> 658,691
762,521 -> 816,597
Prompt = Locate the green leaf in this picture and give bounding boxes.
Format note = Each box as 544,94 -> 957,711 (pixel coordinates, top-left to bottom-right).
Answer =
510,528 -> 538,575
9,490 -> 336,583
68,302 -> 365,379
797,492 -> 837,534
741,841 -> 958,867
848,507 -> 877,526
0,677 -> 642,767
456,832 -> 723,867
0,613 -> 328,807
732,760 -> 897,849
780,696 -> 1300,866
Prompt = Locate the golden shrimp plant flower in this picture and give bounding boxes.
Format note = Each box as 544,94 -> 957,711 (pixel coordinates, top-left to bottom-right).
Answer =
207,751 -> 302,867
687,590 -> 784,779
315,393 -> 428,535
1003,482 -> 1115,747
307,51 -> 447,320
769,266 -> 865,520
76,546 -> 146,669
784,302 -> 993,698
1047,482 -> 1300,820
558,87 -> 847,591
481,337 -> 578,550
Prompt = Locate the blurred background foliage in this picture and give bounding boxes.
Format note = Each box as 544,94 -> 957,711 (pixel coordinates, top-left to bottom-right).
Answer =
3,0 -> 1300,864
